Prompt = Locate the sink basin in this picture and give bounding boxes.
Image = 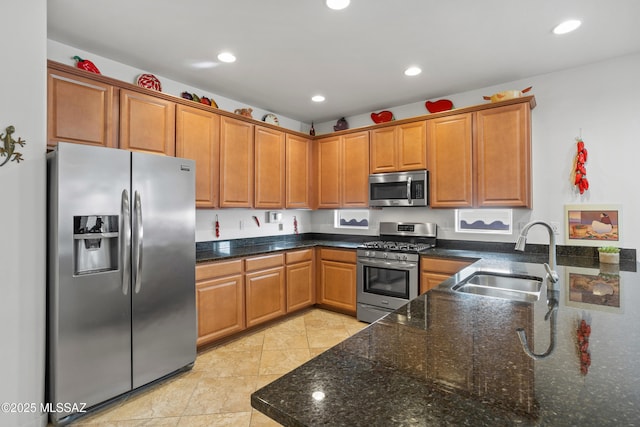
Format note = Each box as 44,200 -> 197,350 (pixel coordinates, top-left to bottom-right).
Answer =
452,272 -> 543,303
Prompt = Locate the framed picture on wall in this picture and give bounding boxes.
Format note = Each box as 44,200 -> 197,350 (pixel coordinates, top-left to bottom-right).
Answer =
565,204 -> 621,246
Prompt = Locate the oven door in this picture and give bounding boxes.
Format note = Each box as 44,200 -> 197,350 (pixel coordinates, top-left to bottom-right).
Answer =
356,257 -> 419,310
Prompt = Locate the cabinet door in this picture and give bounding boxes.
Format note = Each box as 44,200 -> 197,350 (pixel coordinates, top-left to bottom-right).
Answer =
196,274 -> 245,346
341,131 -> 370,207
254,126 -> 285,208
219,116 -> 254,207
316,136 -> 341,208
420,272 -> 451,295
286,261 -> 314,312
475,103 -> 531,207
119,89 -> 175,155
176,105 -> 220,208
285,134 -> 312,208
369,126 -> 397,173
47,69 -> 117,148
427,113 -> 474,208
397,121 -> 427,171
245,266 -> 286,327
318,260 -> 356,314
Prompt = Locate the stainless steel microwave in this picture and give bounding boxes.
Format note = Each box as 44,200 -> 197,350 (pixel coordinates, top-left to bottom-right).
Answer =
368,170 -> 429,207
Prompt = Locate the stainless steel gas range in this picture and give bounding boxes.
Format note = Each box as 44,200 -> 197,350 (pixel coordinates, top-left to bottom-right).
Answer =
356,222 -> 437,323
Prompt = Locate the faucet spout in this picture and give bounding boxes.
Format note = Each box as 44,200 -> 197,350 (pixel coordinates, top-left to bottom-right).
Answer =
515,220 -> 558,283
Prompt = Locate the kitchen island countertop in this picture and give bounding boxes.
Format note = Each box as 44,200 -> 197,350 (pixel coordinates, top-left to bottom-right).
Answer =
251,257 -> 640,426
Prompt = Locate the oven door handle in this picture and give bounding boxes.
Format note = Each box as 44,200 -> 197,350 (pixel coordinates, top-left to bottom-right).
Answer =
358,259 -> 418,270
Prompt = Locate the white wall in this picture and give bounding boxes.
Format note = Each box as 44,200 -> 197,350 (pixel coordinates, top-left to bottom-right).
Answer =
0,2 -> 47,427
314,53 -> 640,250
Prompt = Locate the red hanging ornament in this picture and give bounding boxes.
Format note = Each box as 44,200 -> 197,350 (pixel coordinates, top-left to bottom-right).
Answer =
293,216 -> 299,235
573,138 -> 589,194
215,215 -> 220,238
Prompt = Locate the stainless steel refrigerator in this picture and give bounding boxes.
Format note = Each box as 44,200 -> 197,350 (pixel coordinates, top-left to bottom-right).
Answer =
47,142 -> 196,425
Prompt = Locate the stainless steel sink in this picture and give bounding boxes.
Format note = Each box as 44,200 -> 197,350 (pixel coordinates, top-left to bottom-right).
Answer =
452,272 -> 543,303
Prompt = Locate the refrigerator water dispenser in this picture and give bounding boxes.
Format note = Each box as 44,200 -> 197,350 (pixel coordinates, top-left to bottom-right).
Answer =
73,215 -> 119,275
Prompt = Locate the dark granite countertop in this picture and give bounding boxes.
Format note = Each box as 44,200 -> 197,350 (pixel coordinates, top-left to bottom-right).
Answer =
251,257 -> 640,426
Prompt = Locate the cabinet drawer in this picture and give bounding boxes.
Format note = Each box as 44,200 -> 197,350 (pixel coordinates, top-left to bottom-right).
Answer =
420,257 -> 474,275
245,253 -> 284,272
319,248 -> 356,263
286,249 -> 313,264
196,259 -> 243,281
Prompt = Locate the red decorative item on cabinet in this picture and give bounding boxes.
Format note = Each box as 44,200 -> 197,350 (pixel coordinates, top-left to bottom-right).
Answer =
573,138 -> 589,194
370,111 -> 394,124
73,55 -> 101,74
425,99 -> 453,113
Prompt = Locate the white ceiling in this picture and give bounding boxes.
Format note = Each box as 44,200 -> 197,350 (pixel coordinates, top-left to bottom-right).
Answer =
48,0 -> 640,124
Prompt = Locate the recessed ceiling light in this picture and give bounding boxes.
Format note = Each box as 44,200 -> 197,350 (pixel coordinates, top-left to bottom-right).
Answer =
326,0 -> 350,10
404,66 -> 422,77
217,52 -> 236,63
553,19 -> 581,35
312,95 -> 326,102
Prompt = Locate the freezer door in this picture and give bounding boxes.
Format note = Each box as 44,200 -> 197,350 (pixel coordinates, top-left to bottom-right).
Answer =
131,152 -> 196,388
47,143 -> 132,421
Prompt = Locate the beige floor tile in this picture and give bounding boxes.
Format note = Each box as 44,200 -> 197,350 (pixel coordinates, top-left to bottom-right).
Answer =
306,326 -> 350,349
106,376 -> 198,421
255,374 -> 282,390
250,409 -> 283,426
71,418 -> 181,426
182,376 -> 258,415
196,349 -> 262,378
177,412 -> 252,426
213,331 -> 266,353
262,330 -> 309,351
258,349 -> 311,375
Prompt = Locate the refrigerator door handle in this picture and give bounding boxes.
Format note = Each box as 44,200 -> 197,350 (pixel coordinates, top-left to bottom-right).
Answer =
120,189 -> 131,295
133,190 -> 144,294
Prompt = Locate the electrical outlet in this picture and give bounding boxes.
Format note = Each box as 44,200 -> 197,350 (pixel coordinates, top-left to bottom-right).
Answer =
550,221 -> 560,235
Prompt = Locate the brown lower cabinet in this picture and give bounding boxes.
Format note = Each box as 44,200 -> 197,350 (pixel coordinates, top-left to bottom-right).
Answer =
286,249 -> 315,312
245,254 -> 286,328
195,259 -> 245,347
196,249 -> 318,348
420,256 -> 475,294
316,248 -> 357,315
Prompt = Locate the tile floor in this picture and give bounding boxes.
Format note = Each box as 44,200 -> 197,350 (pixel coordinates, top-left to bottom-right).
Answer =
66,308 -> 367,427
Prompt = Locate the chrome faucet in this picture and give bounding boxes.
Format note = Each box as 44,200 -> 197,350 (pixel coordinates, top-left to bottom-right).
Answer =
515,220 -> 559,283
515,220 -> 560,360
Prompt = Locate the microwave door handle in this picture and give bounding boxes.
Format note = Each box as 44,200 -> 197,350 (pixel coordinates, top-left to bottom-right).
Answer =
406,177 -> 412,204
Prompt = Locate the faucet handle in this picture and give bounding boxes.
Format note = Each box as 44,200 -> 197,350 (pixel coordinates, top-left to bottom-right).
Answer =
544,263 -> 559,283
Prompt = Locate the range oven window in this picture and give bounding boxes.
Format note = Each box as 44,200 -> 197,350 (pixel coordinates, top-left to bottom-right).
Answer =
362,265 -> 410,299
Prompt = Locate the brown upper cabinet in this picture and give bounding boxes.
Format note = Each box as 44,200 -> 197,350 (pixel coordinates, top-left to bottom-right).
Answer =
47,67 -> 118,148
285,134 -> 313,209
370,121 -> 427,173
119,89 -> 176,156
254,126 -> 286,209
427,101 -> 532,208
219,116 -> 255,208
316,131 -> 370,208
175,104 -> 220,208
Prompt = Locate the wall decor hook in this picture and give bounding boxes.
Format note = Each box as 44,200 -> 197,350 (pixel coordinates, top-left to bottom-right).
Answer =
0,125 -> 26,167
